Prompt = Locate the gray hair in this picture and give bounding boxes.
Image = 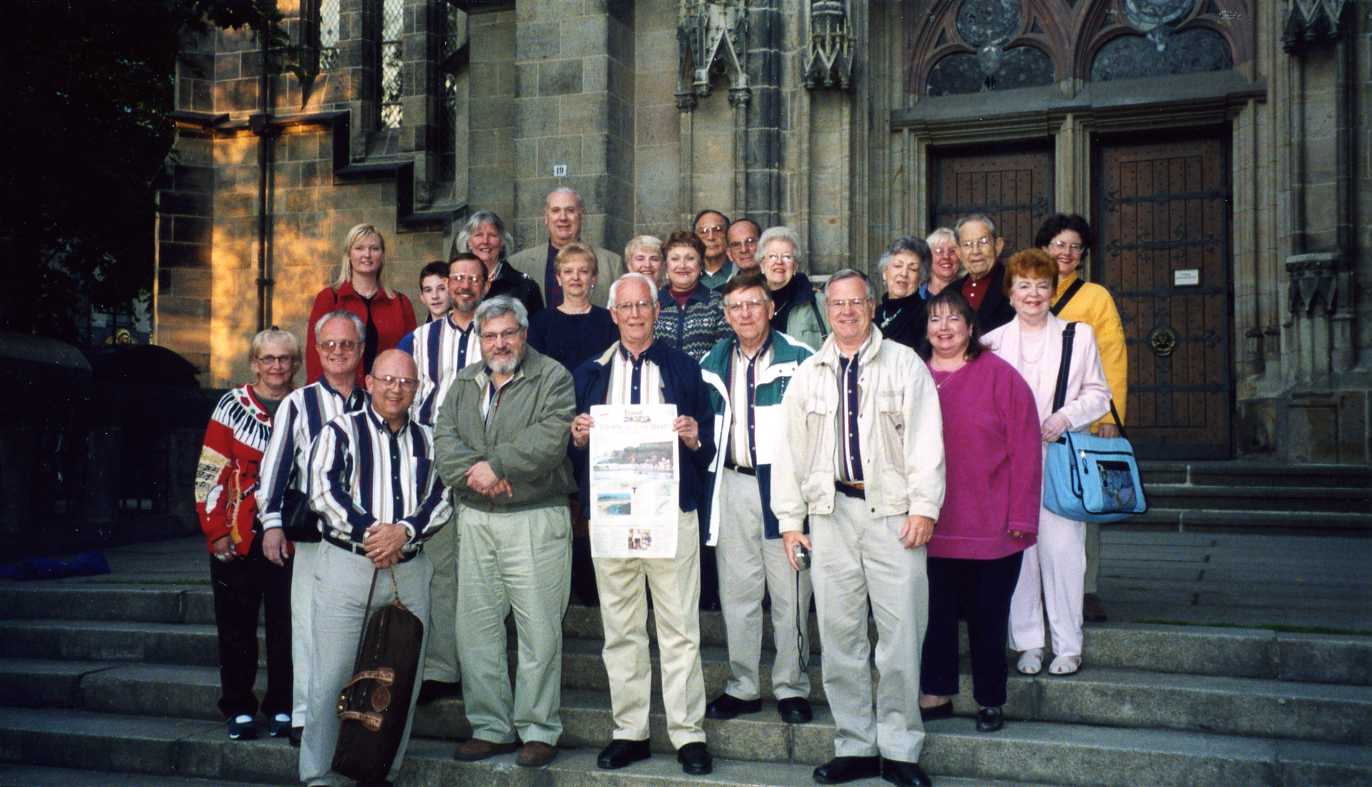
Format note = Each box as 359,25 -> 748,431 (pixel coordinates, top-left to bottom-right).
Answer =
250,326 -> 301,365
926,227 -> 958,249
474,296 -> 529,333
313,310 -> 365,343
624,234 -> 663,261
607,272 -> 659,308
877,236 -> 933,284
547,186 -> 584,211
457,210 -> 514,261
755,226 -> 804,268
824,268 -> 876,302
954,213 -> 998,239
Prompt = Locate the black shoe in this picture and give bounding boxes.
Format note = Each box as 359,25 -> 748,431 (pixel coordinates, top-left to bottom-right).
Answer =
289,726 -> 303,747
777,696 -> 814,724
881,758 -> 932,787
976,705 -> 1004,732
919,701 -> 953,722
227,714 -> 256,741
268,713 -> 292,737
597,738 -> 651,770
417,679 -> 461,705
677,742 -> 713,775
813,755 -> 881,784
706,692 -> 762,720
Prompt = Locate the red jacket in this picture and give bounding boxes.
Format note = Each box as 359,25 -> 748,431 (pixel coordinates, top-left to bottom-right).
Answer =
194,384 -> 275,556
305,282 -> 418,385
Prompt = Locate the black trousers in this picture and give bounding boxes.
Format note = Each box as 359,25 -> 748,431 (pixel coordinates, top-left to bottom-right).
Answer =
209,533 -> 292,718
920,551 -> 1023,707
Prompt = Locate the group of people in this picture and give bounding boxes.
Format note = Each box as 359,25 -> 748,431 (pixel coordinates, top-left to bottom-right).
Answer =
193,184 -> 1128,787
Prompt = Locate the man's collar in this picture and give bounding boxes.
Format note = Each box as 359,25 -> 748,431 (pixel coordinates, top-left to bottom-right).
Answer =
448,311 -> 476,331
365,404 -> 410,435
733,331 -> 772,362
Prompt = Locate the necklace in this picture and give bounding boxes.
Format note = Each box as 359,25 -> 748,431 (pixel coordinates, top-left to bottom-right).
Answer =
930,357 -> 966,389
1019,328 -> 1047,366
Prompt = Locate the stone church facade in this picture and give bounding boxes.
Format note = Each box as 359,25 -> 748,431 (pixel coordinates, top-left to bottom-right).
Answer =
155,0 -> 1370,463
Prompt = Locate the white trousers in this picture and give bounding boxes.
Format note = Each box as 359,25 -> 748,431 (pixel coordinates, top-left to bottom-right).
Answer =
1008,507 -> 1085,658
290,540 -> 319,727
811,493 -> 927,763
298,545 -> 432,786
593,509 -> 707,749
716,467 -> 812,701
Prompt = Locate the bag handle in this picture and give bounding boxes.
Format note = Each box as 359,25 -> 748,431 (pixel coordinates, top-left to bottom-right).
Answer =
349,568 -> 381,674
1051,322 -> 1077,413
1108,399 -> 1129,440
1051,278 -> 1086,316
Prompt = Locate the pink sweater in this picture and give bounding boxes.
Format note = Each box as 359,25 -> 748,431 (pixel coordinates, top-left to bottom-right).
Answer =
926,352 -> 1042,560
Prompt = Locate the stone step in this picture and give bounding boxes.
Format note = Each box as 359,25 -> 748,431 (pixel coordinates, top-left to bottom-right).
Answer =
1144,483 -> 1371,513
1123,507 -> 1372,535
2,613 -> 1368,687
5,646 -> 1370,746
0,764 -> 274,787
2,705 -> 1368,787
1139,461 -> 1372,488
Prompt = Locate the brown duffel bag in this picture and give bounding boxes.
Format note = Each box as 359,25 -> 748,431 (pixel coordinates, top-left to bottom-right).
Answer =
332,568 -> 424,783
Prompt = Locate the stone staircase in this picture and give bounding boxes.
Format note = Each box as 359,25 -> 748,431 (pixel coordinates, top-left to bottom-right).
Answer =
1,571 -> 1371,786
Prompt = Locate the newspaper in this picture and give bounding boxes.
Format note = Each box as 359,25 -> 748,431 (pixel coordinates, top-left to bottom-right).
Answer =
587,404 -> 680,559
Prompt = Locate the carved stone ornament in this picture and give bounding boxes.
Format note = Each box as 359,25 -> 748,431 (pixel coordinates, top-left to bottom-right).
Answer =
803,0 -> 855,90
676,0 -> 750,110
1282,0 -> 1349,53
1286,253 -> 1352,317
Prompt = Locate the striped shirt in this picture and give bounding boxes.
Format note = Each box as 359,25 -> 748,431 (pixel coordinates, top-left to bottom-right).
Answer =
401,313 -> 482,426
727,338 -> 772,468
255,378 -> 367,530
308,406 -> 451,555
834,337 -> 871,484
607,342 -> 664,405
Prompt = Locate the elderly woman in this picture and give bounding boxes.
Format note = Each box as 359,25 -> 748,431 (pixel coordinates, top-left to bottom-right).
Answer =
758,226 -> 828,350
653,230 -> 728,358
916,289 -> 1041,733
305,223 -> 416,385
624,235 -> 665,284
874,236 -> 932,349
459,209 -> 544,316
194,327 -> 300,741
983,249 -> 1111,677
1036,214 -> 1127,622
528,242 -> 619,373
923,227 -> 962,298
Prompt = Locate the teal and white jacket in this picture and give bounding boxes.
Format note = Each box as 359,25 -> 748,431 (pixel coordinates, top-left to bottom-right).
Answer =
699,329 -> 813,545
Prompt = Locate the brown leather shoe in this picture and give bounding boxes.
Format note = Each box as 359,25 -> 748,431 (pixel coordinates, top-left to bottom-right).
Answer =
452,738 -> 517,761
517,741 -> 557,768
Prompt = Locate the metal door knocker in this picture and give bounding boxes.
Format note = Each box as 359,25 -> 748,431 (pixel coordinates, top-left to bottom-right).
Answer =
1148,327 -> 1178,357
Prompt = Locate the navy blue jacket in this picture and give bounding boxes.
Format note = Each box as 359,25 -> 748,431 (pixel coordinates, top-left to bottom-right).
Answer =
570,340 -> 717,514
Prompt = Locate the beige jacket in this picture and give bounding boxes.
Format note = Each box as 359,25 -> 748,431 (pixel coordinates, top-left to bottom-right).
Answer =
770,326 -> 946,530
507,243 -> 624,308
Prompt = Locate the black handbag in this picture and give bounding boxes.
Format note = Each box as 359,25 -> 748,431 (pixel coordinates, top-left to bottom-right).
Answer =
331,568 -> 425,783
280,487 -> 322,543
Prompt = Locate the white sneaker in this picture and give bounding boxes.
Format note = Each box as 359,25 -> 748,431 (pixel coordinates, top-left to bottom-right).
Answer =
1017,648 -> 1044,675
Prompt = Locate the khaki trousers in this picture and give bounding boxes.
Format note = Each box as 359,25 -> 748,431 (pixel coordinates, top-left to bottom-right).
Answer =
811,493 -> 928,763
423,507 -> 460,683
457,505 -> 571,746
299,545 -> 432,786
593,509 -> 707,749
716,467 -> 812,701
289,540 -> 319,727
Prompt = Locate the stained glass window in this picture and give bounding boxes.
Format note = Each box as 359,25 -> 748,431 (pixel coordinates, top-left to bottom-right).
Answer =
320,0 -> 339,70
1090,29 -> 1232,81
380,0 -> 404,128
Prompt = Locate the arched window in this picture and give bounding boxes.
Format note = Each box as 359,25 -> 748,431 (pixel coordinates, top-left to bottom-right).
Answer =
914,0 -> 1062,97
320,0 -> 339,69
380,0 -> 404,128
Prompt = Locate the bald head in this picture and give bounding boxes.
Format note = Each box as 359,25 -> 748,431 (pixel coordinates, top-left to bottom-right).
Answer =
367,349 -> 419,427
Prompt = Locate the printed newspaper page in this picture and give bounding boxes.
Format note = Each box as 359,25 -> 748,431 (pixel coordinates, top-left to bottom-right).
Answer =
588,404 -> 679,559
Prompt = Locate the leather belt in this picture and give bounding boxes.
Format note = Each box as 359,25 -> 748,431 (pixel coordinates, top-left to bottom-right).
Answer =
835,480 -> 866,500
724,461 -> 756,477
323,532 -> 420,563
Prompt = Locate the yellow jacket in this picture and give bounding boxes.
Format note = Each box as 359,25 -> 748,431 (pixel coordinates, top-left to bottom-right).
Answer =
1054,273 -> 1128,429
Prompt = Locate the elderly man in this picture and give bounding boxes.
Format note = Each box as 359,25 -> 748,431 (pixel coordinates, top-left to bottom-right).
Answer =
726,217 -> 761,272
255,311 -> 368,747
300,349 -> 452,786
773,270 -> 945,787
509,187 -> 623,308
694,209 -> 734,291
433,296 -> 577,769
700,271 -> 815,725
568,272 -> 716,776
955,213 -> 1014,334
396,251 -> 488,704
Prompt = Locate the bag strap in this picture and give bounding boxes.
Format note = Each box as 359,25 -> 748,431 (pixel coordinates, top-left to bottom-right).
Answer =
1108,398 -> 1129,440
1051,278 -> 1086,316
1052,322 -> 1077,413
350,568 -> 380,673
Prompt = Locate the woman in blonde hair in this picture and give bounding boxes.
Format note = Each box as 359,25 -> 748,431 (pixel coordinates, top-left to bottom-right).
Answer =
304,223 -> 417,384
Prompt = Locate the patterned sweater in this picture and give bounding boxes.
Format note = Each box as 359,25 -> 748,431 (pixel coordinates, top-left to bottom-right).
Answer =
194,384 -> 275,556
654,284 -> 728,359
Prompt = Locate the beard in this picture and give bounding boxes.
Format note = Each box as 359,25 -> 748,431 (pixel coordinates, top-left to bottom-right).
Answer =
487,351 -> 521,375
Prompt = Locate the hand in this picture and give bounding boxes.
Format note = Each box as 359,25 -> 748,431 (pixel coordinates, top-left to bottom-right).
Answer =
1096,423 -> 1120,439
482,479 -> 514,499
1009,529 -> 1026,539
781,531 -> 812,572
211,536 -> 234,562
1041,412 -> 1072,443
571,414 -> 595,449
673,416 -> 700,451
363,522 -> 408,568
465,461 -> 501,494
899,515 -> 935,549
261,528 -> 290,566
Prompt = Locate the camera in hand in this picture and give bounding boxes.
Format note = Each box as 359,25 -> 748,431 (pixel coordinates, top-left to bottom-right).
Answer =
793,542 -> 811,571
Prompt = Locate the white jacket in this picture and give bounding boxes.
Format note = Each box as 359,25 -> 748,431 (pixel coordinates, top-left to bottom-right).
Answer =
982,315 -> 1111,432
770,326 -> 945,531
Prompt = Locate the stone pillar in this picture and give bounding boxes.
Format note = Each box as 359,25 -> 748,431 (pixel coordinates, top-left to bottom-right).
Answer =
741,0 -> 782,227
512,2 -> 635,253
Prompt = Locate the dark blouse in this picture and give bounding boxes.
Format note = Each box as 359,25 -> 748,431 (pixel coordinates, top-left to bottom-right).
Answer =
527,305 -> 619,372
875,291 -> 926,350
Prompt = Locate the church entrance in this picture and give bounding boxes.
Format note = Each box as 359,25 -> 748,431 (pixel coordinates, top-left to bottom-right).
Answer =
1094,130 -> 1234,459
928,142 -> 1055,254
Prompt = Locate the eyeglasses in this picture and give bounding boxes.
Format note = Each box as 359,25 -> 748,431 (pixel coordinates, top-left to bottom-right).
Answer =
372,375 -> 419,390
724,298 -> 768,314
763,253 -> 796,264
960,237 -> 994,250
256,354 -> 295,366
1049,240 -> 1085,254
479,328 -> 522,342
449,273 -> 484,285
728,237 -> 757,250
697,224 -> 726,235
319,339 -> 359,352
828,297 -> 869,310
613,299 -> 655,313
